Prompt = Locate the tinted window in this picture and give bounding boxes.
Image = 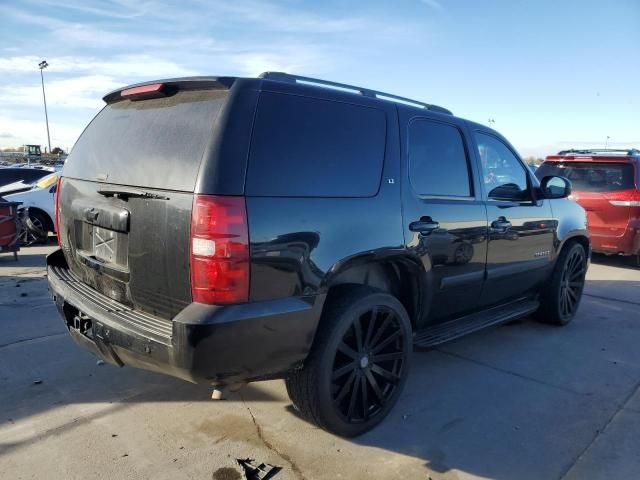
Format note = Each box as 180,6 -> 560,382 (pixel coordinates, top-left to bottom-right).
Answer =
63,90 -> 228,191
246,93 -> 386,197
536,162 -> 635,192
408,120 -> 471,197
476,133 -> 529,200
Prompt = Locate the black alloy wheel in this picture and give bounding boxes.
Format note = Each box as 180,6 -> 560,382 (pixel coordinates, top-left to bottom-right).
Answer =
536,242 -> 587,326
331,305 -> 407,424
559,246 -> 586,318
285,287 -> 412,437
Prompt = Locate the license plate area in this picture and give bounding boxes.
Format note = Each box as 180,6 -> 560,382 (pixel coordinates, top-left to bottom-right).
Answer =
93,226 -> 117,263
76,222 -> 129,270
91,225 -> 128,268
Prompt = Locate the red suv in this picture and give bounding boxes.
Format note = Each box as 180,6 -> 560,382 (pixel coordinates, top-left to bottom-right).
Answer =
537,149 -> 640,266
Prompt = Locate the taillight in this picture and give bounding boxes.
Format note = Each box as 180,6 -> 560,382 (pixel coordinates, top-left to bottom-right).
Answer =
607,190 -> 640,207
55,176 -> 63,247
190,195 -> 249,305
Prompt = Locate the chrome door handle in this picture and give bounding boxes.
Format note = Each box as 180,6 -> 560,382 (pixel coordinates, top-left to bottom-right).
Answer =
409,220 -> 440,234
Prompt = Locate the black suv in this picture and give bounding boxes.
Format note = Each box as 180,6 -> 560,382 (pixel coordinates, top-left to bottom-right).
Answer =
48,73 -> 590,436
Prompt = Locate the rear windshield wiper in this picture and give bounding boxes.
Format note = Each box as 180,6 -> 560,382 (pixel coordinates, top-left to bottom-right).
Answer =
97,187 -> 169,200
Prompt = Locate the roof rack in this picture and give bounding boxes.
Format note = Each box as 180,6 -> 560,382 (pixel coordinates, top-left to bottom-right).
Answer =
557,148 -> 640,156
260,72 -> 453,115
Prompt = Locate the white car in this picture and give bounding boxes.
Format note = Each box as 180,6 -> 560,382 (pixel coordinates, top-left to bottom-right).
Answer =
3,173 -> 58,235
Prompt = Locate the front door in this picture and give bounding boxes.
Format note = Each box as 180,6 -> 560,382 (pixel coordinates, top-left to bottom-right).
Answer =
402,115 -> 488,323
471,130 -> 555,306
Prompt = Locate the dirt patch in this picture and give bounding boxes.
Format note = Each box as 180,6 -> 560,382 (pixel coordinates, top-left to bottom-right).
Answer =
197,414 -> 262,447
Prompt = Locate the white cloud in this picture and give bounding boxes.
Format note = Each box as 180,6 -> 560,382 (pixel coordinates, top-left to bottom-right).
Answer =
0,75 -> 120,110
0,55 -> 198,77
0,115 -> 86,150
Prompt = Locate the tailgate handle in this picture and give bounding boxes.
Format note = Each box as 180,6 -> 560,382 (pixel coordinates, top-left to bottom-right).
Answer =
84,207 -> 99,222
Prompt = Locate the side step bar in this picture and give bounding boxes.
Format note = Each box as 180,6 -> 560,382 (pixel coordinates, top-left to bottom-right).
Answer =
414,299 -> 540,349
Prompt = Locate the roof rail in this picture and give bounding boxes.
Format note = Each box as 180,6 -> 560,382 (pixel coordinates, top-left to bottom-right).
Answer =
260,72 -> 453,115
557,148 -> 640,156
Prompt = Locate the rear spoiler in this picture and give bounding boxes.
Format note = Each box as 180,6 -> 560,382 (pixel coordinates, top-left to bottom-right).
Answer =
102,76 -> 237,104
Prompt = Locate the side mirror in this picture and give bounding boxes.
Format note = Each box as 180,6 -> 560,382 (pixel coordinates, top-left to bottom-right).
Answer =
540,175 -> 571,199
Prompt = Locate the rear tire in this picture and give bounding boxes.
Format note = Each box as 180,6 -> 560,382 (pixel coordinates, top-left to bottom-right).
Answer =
285,286 -> 412,437
535,242 -> 587,326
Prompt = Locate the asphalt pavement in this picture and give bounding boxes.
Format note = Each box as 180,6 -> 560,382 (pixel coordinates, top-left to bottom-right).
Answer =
1,245 -> 639,480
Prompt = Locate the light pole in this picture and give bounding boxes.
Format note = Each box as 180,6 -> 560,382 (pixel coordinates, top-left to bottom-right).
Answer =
488,118 -> 495,127
605,136 -> 610,149
38,60 -> 52,154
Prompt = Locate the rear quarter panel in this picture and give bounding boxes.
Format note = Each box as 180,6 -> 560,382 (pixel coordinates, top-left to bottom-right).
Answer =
246,89 -> 404,301
549,197 -> 590,259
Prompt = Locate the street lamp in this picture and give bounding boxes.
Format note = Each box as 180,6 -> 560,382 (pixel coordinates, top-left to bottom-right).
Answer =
488,118 -> 495,127
38,60 -> 52,154
605,136 -> 610,149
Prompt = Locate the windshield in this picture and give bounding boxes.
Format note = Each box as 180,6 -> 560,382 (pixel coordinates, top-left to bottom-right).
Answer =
536,162 -> 636,192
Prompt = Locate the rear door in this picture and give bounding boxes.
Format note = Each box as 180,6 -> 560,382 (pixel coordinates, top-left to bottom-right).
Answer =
59,86 -> 229,319
471,130 -> 555,306
401,113 -> 488,322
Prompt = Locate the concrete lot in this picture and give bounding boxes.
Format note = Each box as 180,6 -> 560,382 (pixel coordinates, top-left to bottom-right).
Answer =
1,245 -> 639,480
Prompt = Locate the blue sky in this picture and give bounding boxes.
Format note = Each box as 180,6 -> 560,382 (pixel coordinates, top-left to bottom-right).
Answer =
0,0 -> 638,156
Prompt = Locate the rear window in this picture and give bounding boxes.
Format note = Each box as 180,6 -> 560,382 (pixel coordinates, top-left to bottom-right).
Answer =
246,92 -> 386,197
536,162 -> 635,192
409,120 -> 472,197
63,90 -> 228,191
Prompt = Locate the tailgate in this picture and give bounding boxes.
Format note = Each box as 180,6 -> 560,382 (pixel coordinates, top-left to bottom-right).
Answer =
58,178 -> 192,319
57,85 -> 231,319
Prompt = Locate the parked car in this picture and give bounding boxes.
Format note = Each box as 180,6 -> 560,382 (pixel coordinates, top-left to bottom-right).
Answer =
3,173 -> 58,241
48,73 -> 590,436
537,149 -> 639,266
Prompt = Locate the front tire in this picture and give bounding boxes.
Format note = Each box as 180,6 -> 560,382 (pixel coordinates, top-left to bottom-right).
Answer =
536,242 -> 587,325
286,286 -> 412,437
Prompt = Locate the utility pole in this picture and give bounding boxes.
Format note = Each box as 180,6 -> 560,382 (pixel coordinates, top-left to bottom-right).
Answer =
38,60 -> 52,154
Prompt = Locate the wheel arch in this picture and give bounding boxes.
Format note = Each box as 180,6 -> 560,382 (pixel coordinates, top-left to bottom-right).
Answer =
321,249 -> 430,330
26,206 -> 54,232
556,232 -> 590,261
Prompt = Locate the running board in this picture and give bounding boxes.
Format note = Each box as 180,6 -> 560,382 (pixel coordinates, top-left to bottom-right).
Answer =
414,299 -> 540,349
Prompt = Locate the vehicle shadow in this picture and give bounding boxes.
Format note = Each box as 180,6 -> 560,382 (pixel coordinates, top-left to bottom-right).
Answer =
3,258 -> 639,479
590,252 -> 638,270
282,279 -> 640,479
0,245 -> 51,269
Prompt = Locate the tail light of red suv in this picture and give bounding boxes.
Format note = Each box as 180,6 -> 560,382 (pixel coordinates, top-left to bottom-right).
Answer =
190,195 -> 250,305
607,190 -> 640,207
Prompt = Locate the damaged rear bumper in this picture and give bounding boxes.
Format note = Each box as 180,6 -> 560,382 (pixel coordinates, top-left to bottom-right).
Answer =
47,248 -> 323,385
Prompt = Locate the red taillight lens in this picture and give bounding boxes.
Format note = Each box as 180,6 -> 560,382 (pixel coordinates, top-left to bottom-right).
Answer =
55,176 -> 63,247
606,189 -> 640,207
190,195 -> 249,305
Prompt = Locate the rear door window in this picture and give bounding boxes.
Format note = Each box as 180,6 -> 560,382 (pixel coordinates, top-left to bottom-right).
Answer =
408,119 -> 472,197
536,162 -> 635,192
246,92 -> 386,197
63,90 -> 229,191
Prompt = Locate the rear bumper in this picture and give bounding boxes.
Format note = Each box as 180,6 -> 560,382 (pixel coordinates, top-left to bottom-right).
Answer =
591,227 -> 640,256
47,249 -> 324,385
